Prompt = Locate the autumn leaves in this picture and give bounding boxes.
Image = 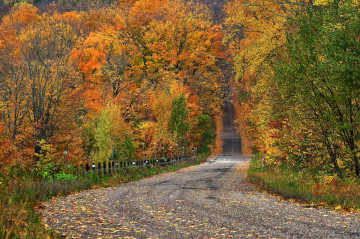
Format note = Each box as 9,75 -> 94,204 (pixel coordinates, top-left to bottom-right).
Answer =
0,0 -> 226,170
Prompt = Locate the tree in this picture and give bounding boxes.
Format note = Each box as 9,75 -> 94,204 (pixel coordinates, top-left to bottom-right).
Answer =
274,0 -> 360,177
170,94 -> 190,145
0,4 -> 84,163
82,103 -> 134,163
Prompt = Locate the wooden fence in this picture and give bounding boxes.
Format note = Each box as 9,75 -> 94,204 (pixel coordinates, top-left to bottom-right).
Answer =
83,155 -> 195,175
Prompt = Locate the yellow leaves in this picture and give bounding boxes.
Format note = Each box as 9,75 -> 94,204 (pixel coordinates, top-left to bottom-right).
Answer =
320,175 -> 337,185
226,0 -> 287,78
226,0 -> 295,158
313,0 -> 336,6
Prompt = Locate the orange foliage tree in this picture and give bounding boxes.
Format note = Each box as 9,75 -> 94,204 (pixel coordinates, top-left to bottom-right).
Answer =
0,3 -> 85,168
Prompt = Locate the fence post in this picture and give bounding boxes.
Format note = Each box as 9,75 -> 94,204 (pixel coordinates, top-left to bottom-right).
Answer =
98,162 -> 101,176
102,162 -> 106,175
182,146 -> 184,161
154,142 -> 157,161
86,163 -> 90,172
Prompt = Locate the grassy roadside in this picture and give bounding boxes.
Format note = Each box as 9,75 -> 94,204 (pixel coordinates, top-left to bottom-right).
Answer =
0,154 -> 209,238
247,156 -> 360,212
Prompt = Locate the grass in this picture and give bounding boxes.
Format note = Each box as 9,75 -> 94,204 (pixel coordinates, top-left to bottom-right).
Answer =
247,156 -> 360,211
0,154 -> 209,238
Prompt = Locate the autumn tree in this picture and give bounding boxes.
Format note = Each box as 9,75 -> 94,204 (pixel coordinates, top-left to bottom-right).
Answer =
72,0 -> 226,159
82,103 -> 134,163
0,4 -> 84,165
122,0 -> 226,116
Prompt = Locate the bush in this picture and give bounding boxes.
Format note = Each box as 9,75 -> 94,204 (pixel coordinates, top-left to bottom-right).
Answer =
53,172 -> 77,181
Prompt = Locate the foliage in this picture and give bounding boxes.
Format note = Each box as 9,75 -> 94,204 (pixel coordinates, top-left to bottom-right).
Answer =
83,104 -> 135,163
274,0 -> 360,178
196,114 -> 216,154
227,0 -> 360,180
225,0 -> 292,159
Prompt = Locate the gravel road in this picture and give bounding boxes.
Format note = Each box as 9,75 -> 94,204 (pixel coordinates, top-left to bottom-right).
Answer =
40,155 -> 360,238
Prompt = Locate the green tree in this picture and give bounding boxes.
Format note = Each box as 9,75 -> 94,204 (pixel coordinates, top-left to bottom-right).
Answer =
274,0 -> 360,177
197,114 -> 216,154
83,104 -> 134,163
169,94 -> 190,144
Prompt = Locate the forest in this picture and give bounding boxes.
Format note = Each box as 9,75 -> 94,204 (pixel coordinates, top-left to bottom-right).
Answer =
1,0 -> 360,236
0,0 -> 227,177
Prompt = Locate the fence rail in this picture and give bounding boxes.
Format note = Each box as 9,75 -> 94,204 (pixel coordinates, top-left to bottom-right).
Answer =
83,155 -> 195,175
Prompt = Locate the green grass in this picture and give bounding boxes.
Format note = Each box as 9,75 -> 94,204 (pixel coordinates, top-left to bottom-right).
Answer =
0,154 -> 209,238
247,156 -> 360,211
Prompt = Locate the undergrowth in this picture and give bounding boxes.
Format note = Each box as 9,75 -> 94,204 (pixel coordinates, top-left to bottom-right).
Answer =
0,154 -> 209,238
247,155 -> 360,211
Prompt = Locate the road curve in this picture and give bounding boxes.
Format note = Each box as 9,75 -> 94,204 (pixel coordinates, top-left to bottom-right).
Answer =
40,156 -> 360,238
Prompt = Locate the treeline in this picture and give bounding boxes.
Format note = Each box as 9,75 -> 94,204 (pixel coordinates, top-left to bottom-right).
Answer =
226,0 -> 360,179
0,0 -> 227,177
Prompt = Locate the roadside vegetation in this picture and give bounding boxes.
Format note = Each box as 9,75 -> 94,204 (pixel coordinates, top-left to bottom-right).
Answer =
248,155 -> 360,211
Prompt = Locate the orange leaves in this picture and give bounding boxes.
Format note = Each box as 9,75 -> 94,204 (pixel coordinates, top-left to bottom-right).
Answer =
0,121 -> 17,168
0,3 -> 39,59
72,32 -> 109,80
129,0 -> 167,26
10,3 -> 39,26
112,0 -> 226,116
0,4 -> 88,165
